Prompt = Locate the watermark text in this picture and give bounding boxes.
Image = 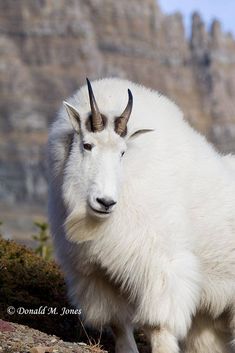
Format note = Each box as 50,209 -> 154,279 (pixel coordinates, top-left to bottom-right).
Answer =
7,306 -> 82,316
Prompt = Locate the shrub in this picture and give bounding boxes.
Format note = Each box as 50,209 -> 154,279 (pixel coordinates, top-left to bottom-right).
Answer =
0,238 -> 82,341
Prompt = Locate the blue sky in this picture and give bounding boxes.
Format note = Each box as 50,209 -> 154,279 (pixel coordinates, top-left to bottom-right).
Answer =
159,0 -> 235,37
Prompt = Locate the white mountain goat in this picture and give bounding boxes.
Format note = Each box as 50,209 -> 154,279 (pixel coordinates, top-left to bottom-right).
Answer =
48,78 -> 235,353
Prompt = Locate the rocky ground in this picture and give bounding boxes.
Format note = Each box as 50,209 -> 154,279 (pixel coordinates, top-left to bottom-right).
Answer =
0,319 -> 151,353
0,319 -> 105,353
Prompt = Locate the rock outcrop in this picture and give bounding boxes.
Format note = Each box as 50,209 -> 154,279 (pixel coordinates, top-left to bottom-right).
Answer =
0,0 -> 234,238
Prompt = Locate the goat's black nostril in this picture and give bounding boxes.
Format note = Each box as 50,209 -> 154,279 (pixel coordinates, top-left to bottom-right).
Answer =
96,198 -> 117,209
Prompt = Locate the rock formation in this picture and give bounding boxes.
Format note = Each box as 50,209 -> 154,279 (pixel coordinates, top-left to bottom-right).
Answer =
0,0 -> 234,238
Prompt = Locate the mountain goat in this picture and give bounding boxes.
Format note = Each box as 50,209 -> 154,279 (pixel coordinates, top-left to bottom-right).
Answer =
48,78 -> 235,353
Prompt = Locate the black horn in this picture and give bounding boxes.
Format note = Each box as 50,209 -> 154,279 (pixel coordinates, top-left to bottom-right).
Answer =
115,89 -> 133,136
86,78 -> 104,132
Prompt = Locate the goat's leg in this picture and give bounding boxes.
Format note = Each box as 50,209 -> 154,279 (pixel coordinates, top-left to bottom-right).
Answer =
144,326 -> 179,353
111,322 -> 139,353
182,313 -> 232,353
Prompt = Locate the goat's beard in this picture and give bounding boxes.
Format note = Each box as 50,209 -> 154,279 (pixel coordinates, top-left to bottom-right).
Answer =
64,206 -> 104,243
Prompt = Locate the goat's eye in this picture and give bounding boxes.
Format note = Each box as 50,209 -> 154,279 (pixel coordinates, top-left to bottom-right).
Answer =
83,143 -> 93,151
121,151 -> 125,157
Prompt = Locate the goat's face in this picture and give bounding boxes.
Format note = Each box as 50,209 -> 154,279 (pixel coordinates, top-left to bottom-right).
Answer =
64,79 -> 153,220
79,130 -> 126,218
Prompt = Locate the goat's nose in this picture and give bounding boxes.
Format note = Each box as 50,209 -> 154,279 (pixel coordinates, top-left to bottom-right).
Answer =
96,198 -> 117,210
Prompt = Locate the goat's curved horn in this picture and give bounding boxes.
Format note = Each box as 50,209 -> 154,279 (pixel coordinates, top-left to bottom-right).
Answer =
86,78 -> 104,132
115,89 -> 133,136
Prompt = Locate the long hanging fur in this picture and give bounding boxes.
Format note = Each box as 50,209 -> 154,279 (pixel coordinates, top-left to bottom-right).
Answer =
48,78 -> 235,353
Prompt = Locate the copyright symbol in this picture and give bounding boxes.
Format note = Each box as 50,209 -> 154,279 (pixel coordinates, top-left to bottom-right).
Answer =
7,306 -> 15,315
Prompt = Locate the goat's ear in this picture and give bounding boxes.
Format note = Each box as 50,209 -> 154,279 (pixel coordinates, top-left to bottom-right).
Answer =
129,129 -> 154,140
63,101 -> 81,133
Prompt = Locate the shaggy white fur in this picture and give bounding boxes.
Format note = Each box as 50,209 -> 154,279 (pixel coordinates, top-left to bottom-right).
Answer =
48,78 -> 235,353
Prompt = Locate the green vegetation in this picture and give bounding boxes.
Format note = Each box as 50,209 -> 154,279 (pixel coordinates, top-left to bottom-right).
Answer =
32,221 -> 53,260
0,221 -> 3,237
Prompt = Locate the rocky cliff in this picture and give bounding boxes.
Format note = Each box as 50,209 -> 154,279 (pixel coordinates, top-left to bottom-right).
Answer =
0,0 -> 235,238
